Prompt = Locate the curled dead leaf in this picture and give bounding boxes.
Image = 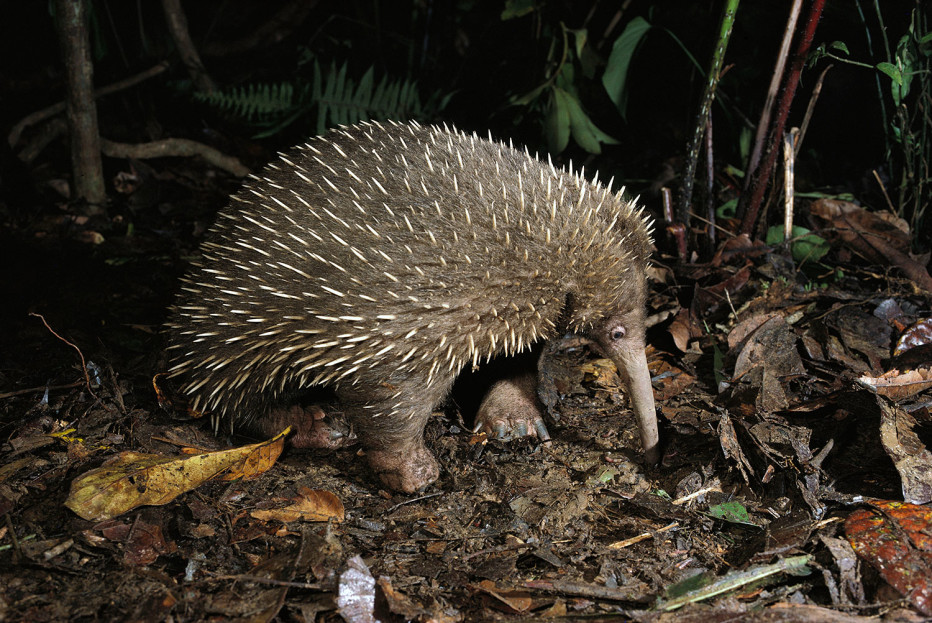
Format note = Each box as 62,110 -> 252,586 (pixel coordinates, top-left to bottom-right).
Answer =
857,368 -> 932,400
250,486 -> 344,523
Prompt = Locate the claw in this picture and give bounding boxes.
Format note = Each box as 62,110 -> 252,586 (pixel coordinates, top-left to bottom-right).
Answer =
474,373 -> 547,442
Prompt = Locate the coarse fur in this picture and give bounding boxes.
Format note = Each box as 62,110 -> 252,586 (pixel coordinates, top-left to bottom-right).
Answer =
165,120 -> 654,490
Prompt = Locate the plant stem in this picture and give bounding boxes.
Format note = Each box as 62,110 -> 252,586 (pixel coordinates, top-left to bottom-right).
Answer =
745,0 -> 803,192
678,0 -> 740,229
739,0 -> 827,236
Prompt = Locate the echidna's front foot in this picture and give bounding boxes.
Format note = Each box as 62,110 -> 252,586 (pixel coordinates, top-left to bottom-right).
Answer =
365,441 -> 440,493
474,373 -> 550,441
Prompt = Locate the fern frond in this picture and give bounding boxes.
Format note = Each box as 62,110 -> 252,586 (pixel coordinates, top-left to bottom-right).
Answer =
195,61 -> 449,139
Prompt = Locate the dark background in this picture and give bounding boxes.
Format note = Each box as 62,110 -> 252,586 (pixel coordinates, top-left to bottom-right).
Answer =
0,0 -> 918,391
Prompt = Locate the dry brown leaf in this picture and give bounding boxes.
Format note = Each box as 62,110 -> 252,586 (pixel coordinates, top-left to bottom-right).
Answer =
857,368 -> 932,400
580,358 -> 620,386
476,580 -> 534,613
811,199 -> 932,291
65,429 -> 289,521
250,486 -> 345,523
669,308 -> 701,352
651,359 -> 695,401
727,313 -> 781,350
877,399 -> 932,505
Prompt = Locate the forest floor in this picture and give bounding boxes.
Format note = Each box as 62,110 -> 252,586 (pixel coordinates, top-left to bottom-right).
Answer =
1,156 -> 931,622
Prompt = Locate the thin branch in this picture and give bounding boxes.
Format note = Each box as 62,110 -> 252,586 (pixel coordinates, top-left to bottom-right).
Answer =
161,0 -> 215,93
29,313 -> 97,399
9,62 -> 169,149
796,64 -> 832,155
100,138 -> 251,177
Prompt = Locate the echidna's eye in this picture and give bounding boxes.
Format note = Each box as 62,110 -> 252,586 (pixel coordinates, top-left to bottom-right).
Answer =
610,326 -> 626,341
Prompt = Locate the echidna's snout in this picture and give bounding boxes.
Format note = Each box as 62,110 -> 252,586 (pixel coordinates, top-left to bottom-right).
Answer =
593,312 -> 659,464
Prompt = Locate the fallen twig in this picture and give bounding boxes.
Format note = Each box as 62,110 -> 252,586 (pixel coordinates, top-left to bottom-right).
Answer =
28,313 -> 97,400
100,138 -> 250,177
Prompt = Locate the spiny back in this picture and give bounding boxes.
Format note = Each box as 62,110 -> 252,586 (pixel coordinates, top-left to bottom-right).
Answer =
166,121 -> 652,418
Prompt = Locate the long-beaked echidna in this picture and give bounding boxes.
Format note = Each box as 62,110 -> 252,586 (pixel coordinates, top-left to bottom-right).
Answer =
165,120 -> 657,492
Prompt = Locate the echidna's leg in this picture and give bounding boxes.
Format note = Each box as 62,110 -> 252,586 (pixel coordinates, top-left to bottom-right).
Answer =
473,371 -> 550,441
336,379 -> 449,493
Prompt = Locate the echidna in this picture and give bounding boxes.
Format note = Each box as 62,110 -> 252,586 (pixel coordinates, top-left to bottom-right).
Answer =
165,121 -> 657,492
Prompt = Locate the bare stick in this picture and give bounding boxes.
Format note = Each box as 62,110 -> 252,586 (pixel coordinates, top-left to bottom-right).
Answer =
100,138 -> 250,177
739,0 -> 827,235
796,64 -> 832,155
783,128 -> 798,241
161,0 -> 215,93
873,169 -> 897,214
0,381 -> 85,400
744,0 -> 803,191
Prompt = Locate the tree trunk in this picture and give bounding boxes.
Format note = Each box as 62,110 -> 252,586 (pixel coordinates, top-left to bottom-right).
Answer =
54,0 -> 106,212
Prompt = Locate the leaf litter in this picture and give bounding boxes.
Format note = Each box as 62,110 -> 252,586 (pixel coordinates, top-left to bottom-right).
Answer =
2,215 -> 932,621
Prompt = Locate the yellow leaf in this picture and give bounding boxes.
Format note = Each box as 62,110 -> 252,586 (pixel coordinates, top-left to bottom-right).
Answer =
65,428 -> 290,521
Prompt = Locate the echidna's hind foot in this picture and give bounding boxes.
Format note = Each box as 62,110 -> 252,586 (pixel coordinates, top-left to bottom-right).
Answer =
365,439 -> 440,493
474,372 -> 550,441
337,379 -> 449,493
258,404 -> 354,449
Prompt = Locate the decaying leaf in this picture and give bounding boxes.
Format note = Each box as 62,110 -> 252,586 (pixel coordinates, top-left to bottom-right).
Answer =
580,358 -> 622,386
877,398 -> 932,504
811,198 -> 932,291
65,429 -> 289,521
858,368 -> 932,400
846,501 -> 932,615
732,315 -> 805,381
476,580 -> 534,613
894,317 -> 932,356
668,308 -> 702,352
251,486 -> 344,523
657,554 -> 813,611
337,555 -> 376,623
377,576 -> 437,621
650,359 -> 695,401
97,517 -> 177,566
